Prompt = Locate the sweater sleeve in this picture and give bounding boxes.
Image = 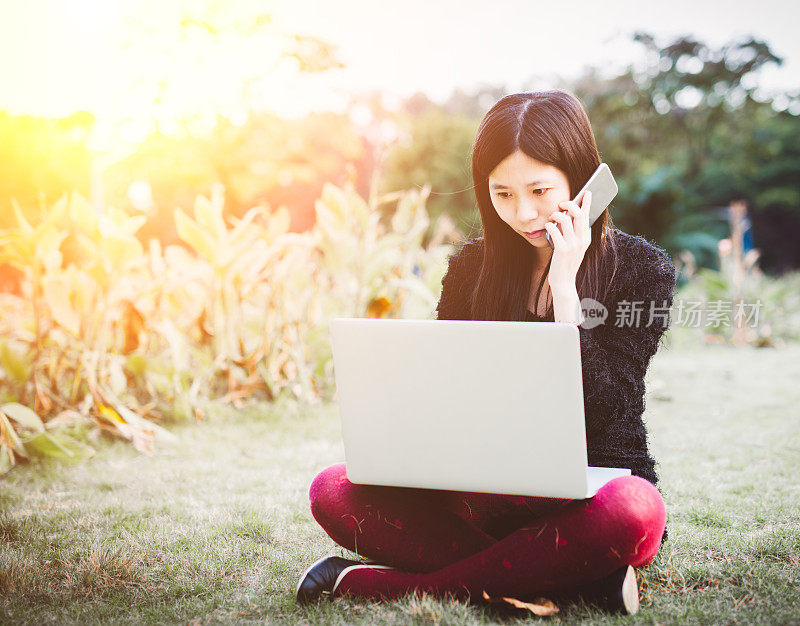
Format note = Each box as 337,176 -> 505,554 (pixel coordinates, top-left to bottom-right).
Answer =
435,239 -> 482,321
579,239 -> 677,461
579,237 -> 676,547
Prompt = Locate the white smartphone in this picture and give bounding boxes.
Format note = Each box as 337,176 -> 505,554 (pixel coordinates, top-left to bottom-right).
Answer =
545,163 -> 618,248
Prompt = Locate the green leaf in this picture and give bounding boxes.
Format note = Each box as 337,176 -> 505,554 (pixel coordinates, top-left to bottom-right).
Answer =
346,187 -> 370,234
193,194 -> 227,241
11,199 -> 34,235
113,403 -> 178,443
314,201 -> 344,235
174,208 -> 217,262
21,431 -> 95,463
0,403 -> 45,432
0,342 -> 33,384
126,354 -> 148,377
0,444 -> 12,474
0,413 -> 28,459
41,274 -> 82,336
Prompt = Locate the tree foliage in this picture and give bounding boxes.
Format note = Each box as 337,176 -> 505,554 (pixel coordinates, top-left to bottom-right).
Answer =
576,33 -> 799,273
379,108 -> 480,238
380,33 -> 799,274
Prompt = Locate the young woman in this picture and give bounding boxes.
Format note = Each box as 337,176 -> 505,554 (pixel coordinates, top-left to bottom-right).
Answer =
296,90 -> 677,614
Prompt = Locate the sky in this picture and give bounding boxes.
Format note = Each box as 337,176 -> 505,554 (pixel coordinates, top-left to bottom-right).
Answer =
274,0 -> 799,102
0,0 -> 796,141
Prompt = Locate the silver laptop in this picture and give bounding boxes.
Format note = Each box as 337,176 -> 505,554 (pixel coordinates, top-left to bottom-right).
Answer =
329,318 -> 630,499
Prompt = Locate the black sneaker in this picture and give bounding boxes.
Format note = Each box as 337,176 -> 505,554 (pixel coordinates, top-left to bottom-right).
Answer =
295,556 -> 394,603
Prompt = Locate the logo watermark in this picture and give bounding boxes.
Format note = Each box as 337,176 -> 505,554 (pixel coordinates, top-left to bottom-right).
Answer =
579,297 -> 608,329
575,297 -> 763,329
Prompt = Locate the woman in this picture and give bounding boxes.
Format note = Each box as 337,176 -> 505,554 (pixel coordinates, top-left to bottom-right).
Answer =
296,90 -> 677,614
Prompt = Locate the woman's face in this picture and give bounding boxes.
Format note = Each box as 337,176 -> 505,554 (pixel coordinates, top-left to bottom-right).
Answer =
488,150 -> 571,250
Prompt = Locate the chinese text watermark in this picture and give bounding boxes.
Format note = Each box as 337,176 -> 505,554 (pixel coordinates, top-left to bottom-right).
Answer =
578,298 -> 763,330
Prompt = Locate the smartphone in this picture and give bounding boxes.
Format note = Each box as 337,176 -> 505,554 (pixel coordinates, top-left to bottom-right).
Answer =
545,163 -> 618,248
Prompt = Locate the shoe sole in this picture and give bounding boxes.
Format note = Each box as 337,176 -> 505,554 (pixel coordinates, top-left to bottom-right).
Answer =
332,564 -> 396,596
621,565 -> 639,615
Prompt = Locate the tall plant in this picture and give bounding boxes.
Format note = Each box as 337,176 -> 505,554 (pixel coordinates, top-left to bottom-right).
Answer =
0,180 -> 462,473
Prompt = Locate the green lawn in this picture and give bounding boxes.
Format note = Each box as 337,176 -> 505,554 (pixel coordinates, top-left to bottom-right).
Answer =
2,341 -> 799,624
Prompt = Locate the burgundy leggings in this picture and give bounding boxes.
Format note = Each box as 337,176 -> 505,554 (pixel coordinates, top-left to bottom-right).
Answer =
308,462 -> 666,602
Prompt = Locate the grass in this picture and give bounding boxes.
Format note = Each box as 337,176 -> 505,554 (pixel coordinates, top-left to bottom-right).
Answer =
1,339 -> 799,624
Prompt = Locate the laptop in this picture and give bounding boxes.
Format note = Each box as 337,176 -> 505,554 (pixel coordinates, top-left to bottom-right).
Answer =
329,317 -> 630,499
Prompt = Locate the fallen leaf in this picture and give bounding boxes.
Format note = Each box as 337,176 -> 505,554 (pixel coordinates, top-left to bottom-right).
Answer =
482,590 -> 559,616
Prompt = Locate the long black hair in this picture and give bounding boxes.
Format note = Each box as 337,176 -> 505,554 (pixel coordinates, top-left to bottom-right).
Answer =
469,90 -> 620,321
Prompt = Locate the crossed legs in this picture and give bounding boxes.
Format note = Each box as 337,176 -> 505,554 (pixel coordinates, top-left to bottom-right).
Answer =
308,462 -> 499,573
308,462 -> 666,602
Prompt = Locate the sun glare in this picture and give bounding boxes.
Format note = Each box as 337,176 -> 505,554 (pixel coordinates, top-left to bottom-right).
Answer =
0,0 -> 342,154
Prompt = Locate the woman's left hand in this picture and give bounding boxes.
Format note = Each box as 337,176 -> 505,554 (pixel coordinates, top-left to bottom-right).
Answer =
544,190 -> 592,294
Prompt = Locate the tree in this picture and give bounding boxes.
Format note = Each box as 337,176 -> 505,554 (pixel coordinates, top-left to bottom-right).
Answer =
379,108 -> 480,238
573,33 -> 799,273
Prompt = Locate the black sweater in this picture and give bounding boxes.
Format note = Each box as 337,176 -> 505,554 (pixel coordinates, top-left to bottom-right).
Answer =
435,228 -> 677,543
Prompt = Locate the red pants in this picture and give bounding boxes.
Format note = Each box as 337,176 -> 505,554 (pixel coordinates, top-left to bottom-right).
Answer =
308,462 -> 666,602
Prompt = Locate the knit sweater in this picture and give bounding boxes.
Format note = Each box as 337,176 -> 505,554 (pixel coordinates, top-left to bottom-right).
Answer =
435,228 -> 677,543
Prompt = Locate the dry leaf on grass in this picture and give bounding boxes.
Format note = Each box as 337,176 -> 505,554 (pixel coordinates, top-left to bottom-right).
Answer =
482,590 -> 560,616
